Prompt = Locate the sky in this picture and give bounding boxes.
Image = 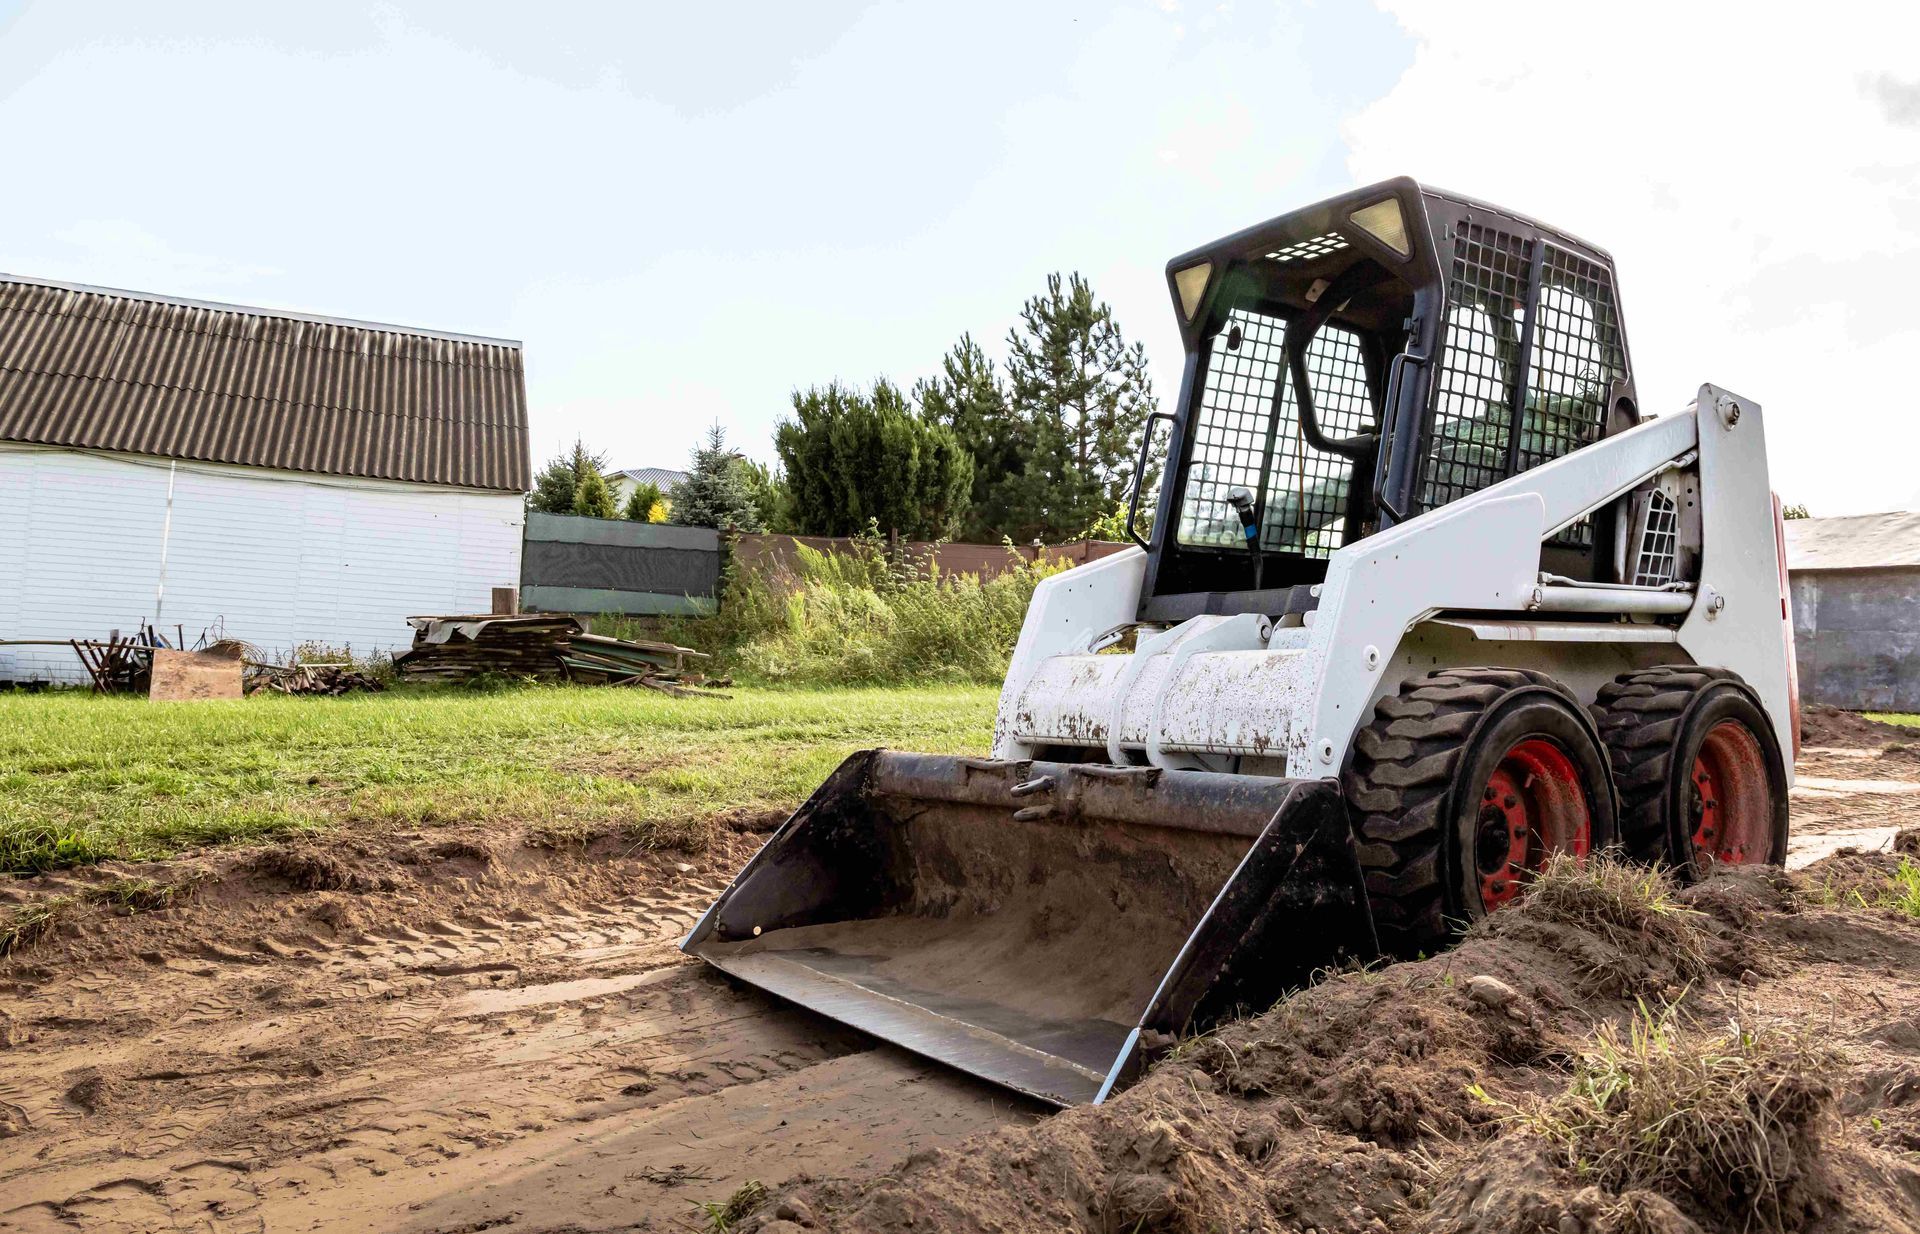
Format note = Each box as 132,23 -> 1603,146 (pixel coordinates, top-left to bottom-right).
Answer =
0,0 -> 1915,515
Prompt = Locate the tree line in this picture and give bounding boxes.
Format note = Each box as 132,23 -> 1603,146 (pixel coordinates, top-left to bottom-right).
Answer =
528,271 -> 1161,544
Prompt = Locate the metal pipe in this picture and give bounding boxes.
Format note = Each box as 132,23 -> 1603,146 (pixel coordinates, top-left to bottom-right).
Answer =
1527,585 -> 1693,615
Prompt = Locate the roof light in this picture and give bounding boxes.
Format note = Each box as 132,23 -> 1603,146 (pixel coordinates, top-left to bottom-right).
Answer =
1173,262 -> 1211,320
1349,198 -> 1411,258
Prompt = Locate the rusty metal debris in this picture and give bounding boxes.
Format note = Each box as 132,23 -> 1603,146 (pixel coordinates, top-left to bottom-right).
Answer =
255,662 -> 386,696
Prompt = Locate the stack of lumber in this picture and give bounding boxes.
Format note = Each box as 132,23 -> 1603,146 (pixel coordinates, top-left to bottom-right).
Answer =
393,615 -> 581,680
393,615 -> 716,693
561,634 -> 715,695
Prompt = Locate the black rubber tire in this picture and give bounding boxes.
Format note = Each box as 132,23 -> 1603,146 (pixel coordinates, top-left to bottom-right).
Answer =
1592,665 -> 1789,879
1344,667 -> 1619,957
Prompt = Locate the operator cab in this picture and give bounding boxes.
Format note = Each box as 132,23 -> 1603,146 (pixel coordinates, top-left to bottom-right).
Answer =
1136,178 -> 1641,622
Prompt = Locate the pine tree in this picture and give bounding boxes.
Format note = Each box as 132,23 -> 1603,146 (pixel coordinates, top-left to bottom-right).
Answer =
571,467 -> 617,519
527,439 -> 611,515
999,273 -> 1158,541
914,333 -> 1023,540
623,481 -> 664,522
776,379 -> 974,540
668,425 -> 766,532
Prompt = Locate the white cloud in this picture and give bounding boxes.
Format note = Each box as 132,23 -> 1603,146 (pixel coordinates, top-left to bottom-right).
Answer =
1345,0 -> 1920,516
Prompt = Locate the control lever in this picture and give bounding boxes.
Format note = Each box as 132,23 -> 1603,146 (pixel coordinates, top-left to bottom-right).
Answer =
1228,487 -> 1264,591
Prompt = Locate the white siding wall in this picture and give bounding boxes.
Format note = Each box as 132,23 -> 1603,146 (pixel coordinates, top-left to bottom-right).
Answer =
0,445 -> 523,683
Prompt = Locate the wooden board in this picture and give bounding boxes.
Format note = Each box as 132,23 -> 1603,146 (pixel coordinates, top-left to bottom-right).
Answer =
149,649 -> 244,701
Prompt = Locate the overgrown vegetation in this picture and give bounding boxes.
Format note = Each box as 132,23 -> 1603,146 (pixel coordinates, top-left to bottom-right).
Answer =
0,684 -> 996,873
645,529 -> 1060,687
1512,1001 -> 1837,1228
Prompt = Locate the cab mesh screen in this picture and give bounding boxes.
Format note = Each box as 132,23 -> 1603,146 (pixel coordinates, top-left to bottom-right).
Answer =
1419,224 -> 1530,510
1417,226 -> 1627,548
1176,310 -> 1370,559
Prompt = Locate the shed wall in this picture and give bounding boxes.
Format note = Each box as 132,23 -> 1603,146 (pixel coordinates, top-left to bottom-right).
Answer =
0,445 -> 523,683
1790,567 -> 1920,712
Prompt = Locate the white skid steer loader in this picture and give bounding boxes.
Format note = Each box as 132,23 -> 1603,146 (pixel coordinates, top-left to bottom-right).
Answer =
685,178 -> 1800,1107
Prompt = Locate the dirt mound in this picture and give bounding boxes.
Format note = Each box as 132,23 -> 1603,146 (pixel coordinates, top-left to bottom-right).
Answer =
246,843 -> 361,891
1801,704 -> 1913,749
740,860 -> 1920,1234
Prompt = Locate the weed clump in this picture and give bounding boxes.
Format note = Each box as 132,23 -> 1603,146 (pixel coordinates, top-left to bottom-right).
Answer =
1517,1003 -> 1838,1229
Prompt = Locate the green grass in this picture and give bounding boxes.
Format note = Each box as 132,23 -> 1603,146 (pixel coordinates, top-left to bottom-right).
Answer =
0,684 -> 998,873
1865,713 -> 1920,728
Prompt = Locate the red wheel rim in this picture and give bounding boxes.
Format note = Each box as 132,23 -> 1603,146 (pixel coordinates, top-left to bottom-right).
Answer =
1689,720 -> 1771,867
1474,738 -> 1591,911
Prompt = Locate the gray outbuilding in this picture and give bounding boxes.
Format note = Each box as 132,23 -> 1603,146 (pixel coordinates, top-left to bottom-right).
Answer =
1785,511 -> 1920,711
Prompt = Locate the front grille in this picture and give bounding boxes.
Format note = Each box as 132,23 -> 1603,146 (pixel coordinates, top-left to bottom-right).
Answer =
1632,490 -> 1680,586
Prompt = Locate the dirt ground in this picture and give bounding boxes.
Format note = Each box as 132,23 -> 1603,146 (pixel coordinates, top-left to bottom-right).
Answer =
3,715 -> 1920,1233
0,825 -> 1044,1233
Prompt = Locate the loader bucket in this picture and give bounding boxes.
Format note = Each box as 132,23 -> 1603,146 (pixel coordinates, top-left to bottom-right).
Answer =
682,751 -> 1377,1106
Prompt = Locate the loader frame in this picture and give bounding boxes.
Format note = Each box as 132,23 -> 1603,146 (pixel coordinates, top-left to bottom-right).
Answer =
689,179 -> 1798,1110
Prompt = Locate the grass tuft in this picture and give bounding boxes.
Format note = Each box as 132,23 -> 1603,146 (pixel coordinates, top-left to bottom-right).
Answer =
0,897 -> 74,956
1483,854 -> 1714,989
1515,1001 -> 1836,1228
699,1179 -> 768,1232
0,872 -> 208,957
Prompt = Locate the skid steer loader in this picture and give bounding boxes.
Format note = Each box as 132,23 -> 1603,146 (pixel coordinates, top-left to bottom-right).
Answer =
685,178 -> 1798,1106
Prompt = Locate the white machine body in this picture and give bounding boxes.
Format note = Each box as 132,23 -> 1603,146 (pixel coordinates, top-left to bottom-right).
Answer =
994,384 -> 1796,786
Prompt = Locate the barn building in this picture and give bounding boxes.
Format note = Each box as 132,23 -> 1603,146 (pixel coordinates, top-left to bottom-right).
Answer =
0,275 -> 529,683
1785,511 -> 1920,712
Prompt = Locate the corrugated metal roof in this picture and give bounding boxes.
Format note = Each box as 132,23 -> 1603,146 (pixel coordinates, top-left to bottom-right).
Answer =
615,466 -> 689,490
0,276 -> 529,491
1784,511 -> 1920,571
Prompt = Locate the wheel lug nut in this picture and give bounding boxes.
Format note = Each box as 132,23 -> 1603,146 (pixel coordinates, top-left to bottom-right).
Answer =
1504,795 -> 1518,809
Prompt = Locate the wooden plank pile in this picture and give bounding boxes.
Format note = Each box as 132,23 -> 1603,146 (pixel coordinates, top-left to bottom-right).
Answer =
393,615 -> 581,681
561,633 -> 717,695
393,615 -> 717,693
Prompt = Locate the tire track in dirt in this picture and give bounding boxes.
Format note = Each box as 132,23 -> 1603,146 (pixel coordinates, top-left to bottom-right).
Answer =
1,859 -> 1041,1233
